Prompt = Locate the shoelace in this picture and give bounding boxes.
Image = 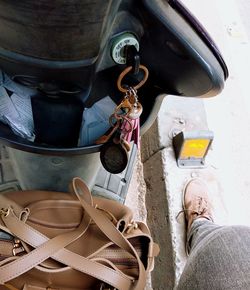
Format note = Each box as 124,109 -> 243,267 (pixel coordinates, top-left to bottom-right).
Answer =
176,196 -> 211,220
194,196 -> 208,215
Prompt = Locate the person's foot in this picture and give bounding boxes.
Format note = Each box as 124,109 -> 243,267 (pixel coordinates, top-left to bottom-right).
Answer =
183,178 -> 213,232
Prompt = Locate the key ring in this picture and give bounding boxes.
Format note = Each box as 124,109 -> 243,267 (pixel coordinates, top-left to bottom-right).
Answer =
117,65 -> 149,93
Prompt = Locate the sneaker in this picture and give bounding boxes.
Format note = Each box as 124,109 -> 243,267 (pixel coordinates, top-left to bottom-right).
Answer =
183,178 -> 213,232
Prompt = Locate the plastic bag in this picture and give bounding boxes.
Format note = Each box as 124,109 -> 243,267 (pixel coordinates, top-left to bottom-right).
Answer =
79,96 -> 116,146
0,71 -> 36,140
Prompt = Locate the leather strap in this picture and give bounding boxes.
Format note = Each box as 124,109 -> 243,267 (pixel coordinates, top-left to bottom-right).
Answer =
0,202 -> 92,284
0,183 -> 134,289
0,177 -> 149,289
72,177 -> 147,290
1,211 -> 132,289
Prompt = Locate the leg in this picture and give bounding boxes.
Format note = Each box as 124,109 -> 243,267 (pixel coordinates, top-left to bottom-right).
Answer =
178,219 -> 250,289
178,179 -> 250,290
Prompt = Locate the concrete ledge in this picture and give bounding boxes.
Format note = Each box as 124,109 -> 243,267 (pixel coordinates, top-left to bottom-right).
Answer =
143,149 -> 176,289
141,96 -> 219,289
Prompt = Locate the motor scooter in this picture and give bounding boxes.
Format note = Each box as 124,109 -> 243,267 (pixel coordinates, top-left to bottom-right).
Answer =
0,0 -> 228,200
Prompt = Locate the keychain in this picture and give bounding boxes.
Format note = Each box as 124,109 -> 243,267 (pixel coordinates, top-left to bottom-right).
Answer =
119,87 -> 143,151
97,64 -> 149,174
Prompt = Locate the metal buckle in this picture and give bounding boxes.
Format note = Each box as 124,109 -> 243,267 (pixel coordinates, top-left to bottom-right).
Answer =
0,208 -> 10,217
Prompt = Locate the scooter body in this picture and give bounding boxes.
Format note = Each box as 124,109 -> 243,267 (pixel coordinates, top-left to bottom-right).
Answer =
0,0 -> 228,194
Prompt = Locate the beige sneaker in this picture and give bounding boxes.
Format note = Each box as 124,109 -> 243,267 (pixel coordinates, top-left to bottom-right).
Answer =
183,178 -> 213,232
